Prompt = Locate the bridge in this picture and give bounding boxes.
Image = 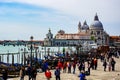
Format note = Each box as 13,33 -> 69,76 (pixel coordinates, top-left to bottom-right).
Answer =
0,40 -> 43,46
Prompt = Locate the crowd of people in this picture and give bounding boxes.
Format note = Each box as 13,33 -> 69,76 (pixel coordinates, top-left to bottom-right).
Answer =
0,48 -> 120,80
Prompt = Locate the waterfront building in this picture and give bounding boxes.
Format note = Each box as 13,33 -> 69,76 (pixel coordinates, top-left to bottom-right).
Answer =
44,13 -> 109,51
109,36 -> 120,48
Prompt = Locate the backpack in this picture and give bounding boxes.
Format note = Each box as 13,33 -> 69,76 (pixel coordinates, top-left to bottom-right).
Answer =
111,61 -> 116,65
55,70 -> 60,76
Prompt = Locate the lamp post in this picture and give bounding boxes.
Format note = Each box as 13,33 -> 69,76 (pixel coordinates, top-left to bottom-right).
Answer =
30,36 -> 33,67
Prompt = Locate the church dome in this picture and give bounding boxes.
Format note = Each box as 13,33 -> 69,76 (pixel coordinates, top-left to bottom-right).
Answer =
58,30 -> 65,34
81,21 -> 89,30
90,21 -> 103,29
90,13 -> 103,30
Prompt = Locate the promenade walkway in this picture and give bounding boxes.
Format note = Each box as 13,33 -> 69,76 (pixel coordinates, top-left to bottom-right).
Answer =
9,57 -> 120,80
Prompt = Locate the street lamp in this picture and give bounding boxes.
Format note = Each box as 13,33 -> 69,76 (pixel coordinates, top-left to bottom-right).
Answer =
30,36 -> 33,67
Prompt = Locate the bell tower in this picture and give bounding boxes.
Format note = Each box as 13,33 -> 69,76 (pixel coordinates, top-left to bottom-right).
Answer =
78,21 -> 81,33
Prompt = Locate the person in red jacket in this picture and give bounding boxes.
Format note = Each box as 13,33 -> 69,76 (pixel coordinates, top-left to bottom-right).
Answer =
45,69 -> 52,80
94,58 -> 98,70
57,61 -> 63,70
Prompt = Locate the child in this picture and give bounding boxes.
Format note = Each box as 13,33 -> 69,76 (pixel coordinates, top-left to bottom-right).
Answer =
78,70 -> 86,80
45,69 -> 52,80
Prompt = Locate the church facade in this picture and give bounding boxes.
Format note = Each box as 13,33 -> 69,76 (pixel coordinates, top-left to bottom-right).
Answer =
44,14 -> 109,50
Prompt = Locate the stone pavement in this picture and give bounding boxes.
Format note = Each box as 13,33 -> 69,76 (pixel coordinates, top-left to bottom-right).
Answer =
9,57 -> 120,80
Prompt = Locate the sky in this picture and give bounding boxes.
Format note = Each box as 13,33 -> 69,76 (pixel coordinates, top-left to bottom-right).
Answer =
0,0 -> 120,40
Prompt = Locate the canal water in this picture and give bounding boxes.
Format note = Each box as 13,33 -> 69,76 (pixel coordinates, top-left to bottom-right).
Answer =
0,45 -> 74,64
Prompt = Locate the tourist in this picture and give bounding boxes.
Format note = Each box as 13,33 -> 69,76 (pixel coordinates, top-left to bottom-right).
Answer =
45,68 -> 52,80
103,59 -> 107,71
42,60 -> 48,72
20,66 -> 25,80
54,67 -> 61,80
81,61 -> 85,71
94,58 -> 98,70
91,58 -> 94,70
72,61 -> 76,74
111,58 -> 116,71
27,65 -> 32,80
67,61 -> 71,73
31,67 -> 37,80
100,53 -> 104,62
87,61 -> 91,75
78,70 -> 86,80
78,62 -> 82,72
2,68 -> 8,80
108,58 -> 112,71
57,61 -> 63,70
63,61 -> 67,73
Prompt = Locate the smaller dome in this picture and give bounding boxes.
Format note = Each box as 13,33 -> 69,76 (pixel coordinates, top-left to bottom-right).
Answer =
81,21 -> 89,30
58,30 -> 65,34
46,28 -> 53,38
47,28 -> 52,34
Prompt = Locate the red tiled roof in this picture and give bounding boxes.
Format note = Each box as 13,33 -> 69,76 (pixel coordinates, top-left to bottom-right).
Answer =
110,36 -> 120,39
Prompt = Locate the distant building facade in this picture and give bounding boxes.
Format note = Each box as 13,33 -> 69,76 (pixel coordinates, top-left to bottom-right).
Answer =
44,14 -> 109,50
109,36 -> 120,48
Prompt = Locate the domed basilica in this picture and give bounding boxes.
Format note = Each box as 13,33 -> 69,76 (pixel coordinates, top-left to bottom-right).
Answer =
44,14 -> 109,49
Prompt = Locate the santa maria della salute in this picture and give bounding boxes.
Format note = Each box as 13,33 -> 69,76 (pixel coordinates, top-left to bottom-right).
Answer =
44,13 -> 109,50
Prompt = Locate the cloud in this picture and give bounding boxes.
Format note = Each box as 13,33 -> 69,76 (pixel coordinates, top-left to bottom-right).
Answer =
1,0 -> 120,22
0,0 -> 120,40
0,2 -> 78,26
0,2 -> 79,40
